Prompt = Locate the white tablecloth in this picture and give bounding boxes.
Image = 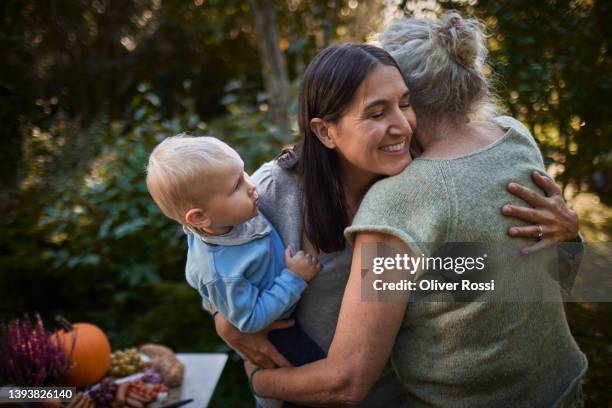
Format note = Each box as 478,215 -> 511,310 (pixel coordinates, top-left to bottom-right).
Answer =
176,353 -> 228,407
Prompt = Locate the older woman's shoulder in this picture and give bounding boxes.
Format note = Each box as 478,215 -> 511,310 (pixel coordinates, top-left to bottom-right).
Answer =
358,160 -> 449,226
348,160 -> 450,250
371,159 -> 446,193
492,116 -> 536,140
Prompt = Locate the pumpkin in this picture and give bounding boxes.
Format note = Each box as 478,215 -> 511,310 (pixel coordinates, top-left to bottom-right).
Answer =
53,316 -> 111,388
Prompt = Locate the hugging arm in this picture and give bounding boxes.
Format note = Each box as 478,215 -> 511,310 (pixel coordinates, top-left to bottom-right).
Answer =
248,232 -> 408,406
503,171 -> 582,249
502,171 -> 584,290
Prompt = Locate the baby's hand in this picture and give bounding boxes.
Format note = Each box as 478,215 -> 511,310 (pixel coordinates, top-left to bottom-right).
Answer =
284,245 -> 321,283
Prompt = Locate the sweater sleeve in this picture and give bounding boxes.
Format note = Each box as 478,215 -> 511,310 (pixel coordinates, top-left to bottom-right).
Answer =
204,268 -> 306,333
345,161 -> 450,257
554,234 -> 585,292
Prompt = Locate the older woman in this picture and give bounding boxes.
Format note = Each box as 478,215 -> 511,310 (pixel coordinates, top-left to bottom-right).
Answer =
217,14 -> 584,408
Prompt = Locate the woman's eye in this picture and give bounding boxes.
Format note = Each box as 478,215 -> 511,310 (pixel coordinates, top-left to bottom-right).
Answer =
370,112 -> 385,119
234,181 -> 241,191
400,101 -> 411,109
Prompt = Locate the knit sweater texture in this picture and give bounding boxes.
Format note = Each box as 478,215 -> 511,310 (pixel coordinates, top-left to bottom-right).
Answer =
345,116 -> 587,407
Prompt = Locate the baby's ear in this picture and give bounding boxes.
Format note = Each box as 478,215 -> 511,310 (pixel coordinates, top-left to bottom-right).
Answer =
185,208 -> 211,228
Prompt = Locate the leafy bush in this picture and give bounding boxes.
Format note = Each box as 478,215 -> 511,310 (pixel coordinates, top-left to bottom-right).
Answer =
1,82 -> 285,341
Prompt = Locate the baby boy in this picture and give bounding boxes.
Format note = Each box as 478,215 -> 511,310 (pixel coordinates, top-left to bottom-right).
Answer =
145,135 -> 325,369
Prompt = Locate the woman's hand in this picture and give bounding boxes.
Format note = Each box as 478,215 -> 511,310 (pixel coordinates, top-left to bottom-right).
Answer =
502,171 -> 580,254
244,360 -> 259,378
214,313 -> 293,368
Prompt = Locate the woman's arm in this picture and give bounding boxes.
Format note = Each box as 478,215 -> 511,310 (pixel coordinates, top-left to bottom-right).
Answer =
249,232 -> 409,406
215,313 -> 293,368
503,171 -> 580,254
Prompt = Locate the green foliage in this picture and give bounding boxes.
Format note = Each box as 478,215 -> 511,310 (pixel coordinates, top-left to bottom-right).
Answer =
0,83 -> 280,404
2,80 -> 283,317
2,0 -> 610,405
440,0 -> 612,194
0,0 -> 376,197
209,78 -> 301,170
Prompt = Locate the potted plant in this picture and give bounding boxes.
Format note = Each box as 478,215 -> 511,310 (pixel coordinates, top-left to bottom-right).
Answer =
0,313 -> 71,406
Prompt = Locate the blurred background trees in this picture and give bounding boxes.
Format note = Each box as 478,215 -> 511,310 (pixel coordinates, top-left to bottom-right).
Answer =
1,0 -> 610,405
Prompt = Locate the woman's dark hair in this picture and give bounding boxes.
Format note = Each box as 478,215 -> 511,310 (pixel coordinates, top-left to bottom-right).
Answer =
297,43 -> 403,253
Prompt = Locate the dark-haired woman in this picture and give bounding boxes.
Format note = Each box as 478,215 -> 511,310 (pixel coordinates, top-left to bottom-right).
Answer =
216,15 -> 584,408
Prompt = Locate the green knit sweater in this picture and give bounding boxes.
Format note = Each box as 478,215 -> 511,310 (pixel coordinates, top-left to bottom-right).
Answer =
345,116 -> 587,407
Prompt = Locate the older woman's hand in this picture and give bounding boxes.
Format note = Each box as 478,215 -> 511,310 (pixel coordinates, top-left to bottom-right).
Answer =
214,313 -> 293,368
502,171 -> 580,254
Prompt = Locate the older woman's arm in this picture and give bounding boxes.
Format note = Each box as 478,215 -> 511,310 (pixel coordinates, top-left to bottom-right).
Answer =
249,231 -> 409,406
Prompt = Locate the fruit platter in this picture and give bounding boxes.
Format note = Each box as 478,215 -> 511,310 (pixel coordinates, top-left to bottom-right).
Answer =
0,314 -> 188,408
66,344 -> 185,408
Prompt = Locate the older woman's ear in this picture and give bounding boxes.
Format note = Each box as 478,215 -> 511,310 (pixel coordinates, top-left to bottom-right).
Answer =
310,118 -> 336,149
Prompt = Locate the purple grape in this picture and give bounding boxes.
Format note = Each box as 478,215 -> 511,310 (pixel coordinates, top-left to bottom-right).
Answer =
90,377 -> 118,406
142,367 -> 162,383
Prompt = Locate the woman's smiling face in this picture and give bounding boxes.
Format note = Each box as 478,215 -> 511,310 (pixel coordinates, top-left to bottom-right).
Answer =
319,64 -> 416,180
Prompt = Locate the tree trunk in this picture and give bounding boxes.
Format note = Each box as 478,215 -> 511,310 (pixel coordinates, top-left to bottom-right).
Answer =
248,0 -> 291,143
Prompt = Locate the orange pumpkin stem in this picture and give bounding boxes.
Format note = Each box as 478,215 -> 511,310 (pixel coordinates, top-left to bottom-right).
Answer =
55,315 -> 74,332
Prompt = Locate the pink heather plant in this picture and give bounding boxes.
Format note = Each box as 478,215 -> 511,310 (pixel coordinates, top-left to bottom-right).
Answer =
0,313 -> 71,386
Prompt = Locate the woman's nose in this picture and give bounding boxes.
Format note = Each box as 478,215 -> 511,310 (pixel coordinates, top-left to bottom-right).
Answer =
389,107 -> 413,138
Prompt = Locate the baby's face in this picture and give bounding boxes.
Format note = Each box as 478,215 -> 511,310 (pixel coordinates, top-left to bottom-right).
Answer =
203,160 -> 259,230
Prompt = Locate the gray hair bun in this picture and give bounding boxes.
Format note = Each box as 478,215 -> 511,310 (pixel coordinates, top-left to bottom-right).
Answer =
430,11 -> 486,70
380,11 -> 497,120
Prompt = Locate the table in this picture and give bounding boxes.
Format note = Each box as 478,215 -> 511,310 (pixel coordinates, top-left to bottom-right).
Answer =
174,353 -> 228,407
0,354 -> 228,408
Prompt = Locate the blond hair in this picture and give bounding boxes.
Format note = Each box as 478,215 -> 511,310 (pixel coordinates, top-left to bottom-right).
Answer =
380,11 -> 499,121
146,134 -> 241,223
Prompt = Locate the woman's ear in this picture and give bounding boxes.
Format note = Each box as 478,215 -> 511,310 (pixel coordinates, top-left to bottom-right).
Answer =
310,118 -> 336,149
185,208 -> 212,228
